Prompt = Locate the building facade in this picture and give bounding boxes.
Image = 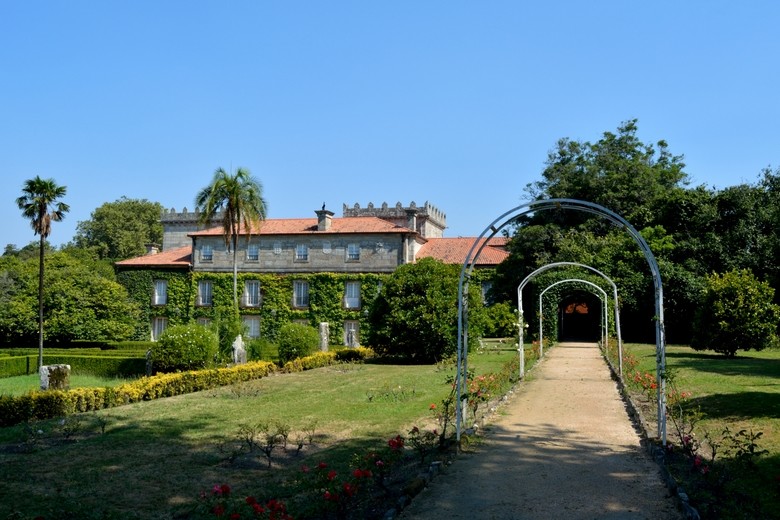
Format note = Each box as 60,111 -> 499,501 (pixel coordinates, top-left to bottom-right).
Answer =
115,201 -> 508,346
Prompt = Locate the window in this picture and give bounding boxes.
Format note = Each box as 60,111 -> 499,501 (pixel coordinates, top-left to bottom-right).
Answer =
247,243 -> 259,262
344,281 -> 361,309
273,241 -> 282,255
243,280 -> 261,307
344,321 -> 359,347
201,244 -> 213,262
322,241 -> 331,254
197,317 -> 212,327
481,282 -> 493,304
293,280 -> 309,308
295,244 -> 309,261
153,279 -> 167,305
346,243 -> 360,261
197,280 -> 213,306
152,317 -> 168,341
242,315 -> 261,339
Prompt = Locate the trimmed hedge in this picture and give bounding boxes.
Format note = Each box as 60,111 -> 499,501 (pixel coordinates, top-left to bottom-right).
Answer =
43,356 -> 147,378
0,356 -> 35,378
0,355 -> 146,378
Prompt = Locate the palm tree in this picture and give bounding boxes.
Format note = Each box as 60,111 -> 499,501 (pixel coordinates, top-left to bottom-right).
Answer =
16,176 -> 69,370
195,167 -> 268,307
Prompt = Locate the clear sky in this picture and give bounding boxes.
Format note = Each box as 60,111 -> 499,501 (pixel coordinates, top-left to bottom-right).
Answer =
2,1 -> 778,250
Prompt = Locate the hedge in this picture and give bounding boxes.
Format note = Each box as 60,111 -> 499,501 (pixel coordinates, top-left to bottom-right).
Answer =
0,355 -> 146,378
0,356 -> 35,378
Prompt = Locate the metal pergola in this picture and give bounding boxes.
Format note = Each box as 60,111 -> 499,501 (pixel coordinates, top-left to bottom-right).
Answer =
456,199 -> 666,445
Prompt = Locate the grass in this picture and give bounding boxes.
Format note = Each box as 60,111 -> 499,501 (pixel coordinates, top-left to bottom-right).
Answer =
623,343 -> 780,518
0,348 -> 519,519
0,373 -> 137,396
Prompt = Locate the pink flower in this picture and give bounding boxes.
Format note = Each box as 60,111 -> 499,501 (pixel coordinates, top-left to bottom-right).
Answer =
301,464 -> 311,473
429,403 -> 437,410
317,461 -> 328,469
327,470 -> 337,481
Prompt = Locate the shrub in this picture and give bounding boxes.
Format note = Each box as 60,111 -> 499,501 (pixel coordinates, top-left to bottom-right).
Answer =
247,337 -> 279,362
691,269 -> 780,357
277,323 -> 319,364
479,302 -> 518,338
150,323 -> 219,373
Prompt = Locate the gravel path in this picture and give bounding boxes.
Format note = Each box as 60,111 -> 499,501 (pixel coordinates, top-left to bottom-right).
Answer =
398,342 -> 682,520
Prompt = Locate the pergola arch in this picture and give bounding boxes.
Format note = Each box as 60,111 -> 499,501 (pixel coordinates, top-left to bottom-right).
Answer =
457,198 -> 666,444
516,262 -> 623,379
539,278 -> 609,354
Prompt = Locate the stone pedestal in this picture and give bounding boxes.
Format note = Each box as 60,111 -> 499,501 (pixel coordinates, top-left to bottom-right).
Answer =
40,364 -> 71,390
319,322 -> 330,351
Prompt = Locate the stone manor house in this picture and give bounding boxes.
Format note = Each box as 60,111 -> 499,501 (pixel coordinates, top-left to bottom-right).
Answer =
115,201 -> 508,346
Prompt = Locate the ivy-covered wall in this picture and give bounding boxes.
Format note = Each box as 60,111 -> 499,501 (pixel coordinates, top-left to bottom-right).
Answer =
116,268 -> 388,345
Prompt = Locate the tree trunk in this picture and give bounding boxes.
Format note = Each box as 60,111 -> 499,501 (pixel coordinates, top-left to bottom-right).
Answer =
37,233 -> 45,370
232,234 -> 238,308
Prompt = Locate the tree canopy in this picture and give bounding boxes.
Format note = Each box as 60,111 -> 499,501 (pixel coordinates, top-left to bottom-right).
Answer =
494,121 -> 780,345
74,197 -> 164,260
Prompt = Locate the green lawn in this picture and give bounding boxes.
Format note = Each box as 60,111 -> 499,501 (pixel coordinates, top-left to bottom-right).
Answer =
0,349 -> 519,520
623,343 -> 780,518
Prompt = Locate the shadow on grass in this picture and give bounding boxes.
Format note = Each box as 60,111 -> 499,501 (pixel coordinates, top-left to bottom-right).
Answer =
686,391 -> 780,420
0,408 -> 407,520
666,350 -> 780,379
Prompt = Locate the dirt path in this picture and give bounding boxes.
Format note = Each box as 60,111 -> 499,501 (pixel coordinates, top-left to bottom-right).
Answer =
398,342 -> 682,520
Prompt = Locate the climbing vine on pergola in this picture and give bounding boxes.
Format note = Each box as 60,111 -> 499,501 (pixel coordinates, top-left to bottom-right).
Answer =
456,199 -> 667,444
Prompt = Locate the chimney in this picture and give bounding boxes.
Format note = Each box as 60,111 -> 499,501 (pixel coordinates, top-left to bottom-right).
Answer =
145,243 -> 160,255
316,208 -> 334,231
405,209 -> 418,233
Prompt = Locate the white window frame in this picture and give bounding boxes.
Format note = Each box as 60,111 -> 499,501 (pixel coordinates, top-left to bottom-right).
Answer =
243,280 -> 261,307
322,241 -> 332,254
152,317 -> 168,341
246,243 -> 259,262
273,241 -> 282,255
201,244 -> 213,262
153,279 -> 168,306
197,279 -> 213,306
295,243 -> 309,262
344,281 -> 361,309
242,315 -> 261,339
346,243 -> 360,262
293,280 -> 309,308
344,320 -> 359,347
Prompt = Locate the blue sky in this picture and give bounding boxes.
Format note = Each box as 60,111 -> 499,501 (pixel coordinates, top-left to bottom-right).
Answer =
2,1 -> 778,250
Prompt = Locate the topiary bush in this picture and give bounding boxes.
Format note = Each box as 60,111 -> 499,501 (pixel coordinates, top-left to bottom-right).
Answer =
150,323 -> 219,373
277,323 -> 319,364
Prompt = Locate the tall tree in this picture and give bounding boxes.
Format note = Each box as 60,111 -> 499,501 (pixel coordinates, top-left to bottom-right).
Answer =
195,167 -> 267,307
16,176 -> 69,368
74,197 -> 164,259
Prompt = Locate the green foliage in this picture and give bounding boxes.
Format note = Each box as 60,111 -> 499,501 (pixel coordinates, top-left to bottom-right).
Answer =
0,251 -> 141,345
691,269 -> 780,357
73,197 -> 164,260
151,323 -> 219,373
277,322 -> 319,364
246,337 -> 279,362
477,301 -> 517,338
367,258 -> 482,362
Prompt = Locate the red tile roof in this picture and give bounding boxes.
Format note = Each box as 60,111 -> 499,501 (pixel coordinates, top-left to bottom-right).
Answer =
417,237 -> 509,266
114,246 -> 192,268
189,216 -> 411,236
